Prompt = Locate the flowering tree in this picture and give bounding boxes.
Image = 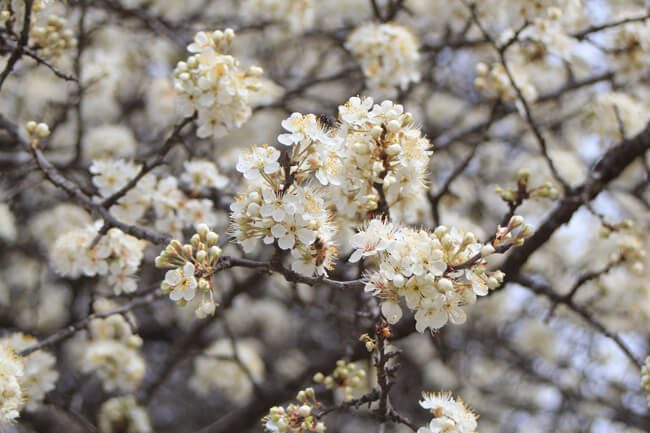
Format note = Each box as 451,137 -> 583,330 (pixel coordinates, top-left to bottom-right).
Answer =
0,0 -> 649,432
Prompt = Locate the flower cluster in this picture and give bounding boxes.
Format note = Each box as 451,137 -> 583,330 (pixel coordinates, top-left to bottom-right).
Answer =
332,97 -> 432,223
231,142 -> 338,276
0,345 -> 24,426
190,338 -> 265,403
230,97 -> 434,274
51,222 -> 146,295
181,159 -> 229,193
610,20 -> 650,80
30,14 -> 76,59
240,0 -> 315,34
83,124 -> 137,161
174,29 -> 264,138
80,301 -> 145,393
90,159 -> 156,224
313,359 -> 367,401
345,23 -> 420,95
263,387 -> 325,433
515,7 -> 578,62
0,333 -> 58,411
98,396 -> 152,433
153,176 -> 219,238
417,392 -> 478,433
352,218 -> 532,333
156,224 -> 222,317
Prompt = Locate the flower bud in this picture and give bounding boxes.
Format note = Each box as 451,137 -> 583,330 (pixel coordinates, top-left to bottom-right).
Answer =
516,168 -> 530,183
35,123 -> 50,137
437,278 -> 453,292
197,223 -> 210,238
298,405 -> 311,418
481,244 -> 496,257
387,119 -> 401,133
198,278 -> 210,291
519,224 -> 535,238
208,246 -> 221,261
508,215 -> 524,228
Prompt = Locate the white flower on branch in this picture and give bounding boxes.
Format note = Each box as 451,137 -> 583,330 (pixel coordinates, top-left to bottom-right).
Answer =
174,29 -> 264,138
345,23 -> 420,95
418,391 -> 478,433
1,333 -> 58,411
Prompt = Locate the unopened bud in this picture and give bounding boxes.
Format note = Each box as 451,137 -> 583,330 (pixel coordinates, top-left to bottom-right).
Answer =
298,405 -> 311,418
508,215 -> 524,228
437,278 -> 453,292
197,223 -> 209,238
481,244 -> 496,257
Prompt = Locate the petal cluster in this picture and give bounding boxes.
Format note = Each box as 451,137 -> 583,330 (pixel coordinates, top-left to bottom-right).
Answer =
174,29 -> 264,138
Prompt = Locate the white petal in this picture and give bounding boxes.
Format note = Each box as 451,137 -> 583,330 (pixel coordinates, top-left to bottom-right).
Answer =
271,224 -> 287,238
183,262 -> 195,276
278,235 -> 294,250
448,306 -> 467,324
297,228 -> 316,245
165,269 -> 182,285
381,301 -> 403,324
183,285 -> 196,301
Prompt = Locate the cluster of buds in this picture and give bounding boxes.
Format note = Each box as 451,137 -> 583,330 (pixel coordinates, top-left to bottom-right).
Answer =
474,62 -> 538,104
495,168 -> 558,204
262,387 -> 325,433
25,120 -> 50,139
155,224 -> 222,318
492,215 -> 535,250
30,15 -> 76,59
313,360 -> 367,401
642,356 -> 650,406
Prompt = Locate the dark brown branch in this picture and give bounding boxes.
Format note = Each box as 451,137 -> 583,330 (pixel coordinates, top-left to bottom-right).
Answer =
498,121 -> 650,287
220,256 -> 365,291
0,0 -> 34,92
